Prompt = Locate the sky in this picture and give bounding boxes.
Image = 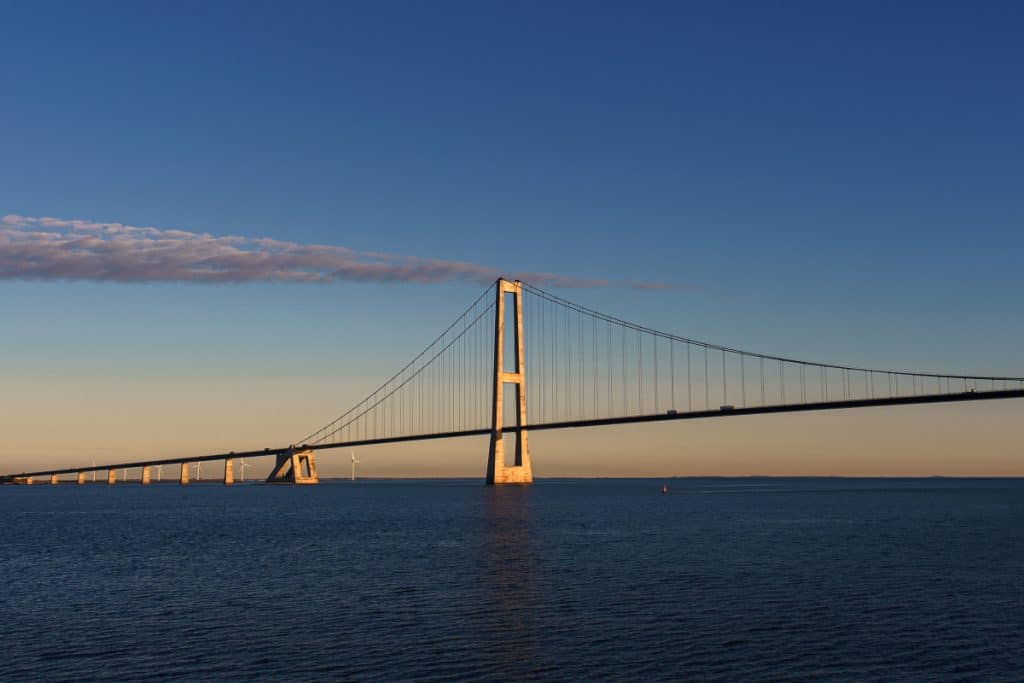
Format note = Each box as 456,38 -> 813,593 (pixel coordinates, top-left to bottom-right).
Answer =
1,0 -> 1023,477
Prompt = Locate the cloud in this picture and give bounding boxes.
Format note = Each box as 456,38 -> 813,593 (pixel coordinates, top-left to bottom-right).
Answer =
0,214 -> 665,289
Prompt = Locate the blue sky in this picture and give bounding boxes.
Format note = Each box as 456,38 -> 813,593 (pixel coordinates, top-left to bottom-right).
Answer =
1,1 -> 1022,474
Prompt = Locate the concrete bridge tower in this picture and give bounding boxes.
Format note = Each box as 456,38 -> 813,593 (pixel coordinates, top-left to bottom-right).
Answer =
486,279 -> 532,485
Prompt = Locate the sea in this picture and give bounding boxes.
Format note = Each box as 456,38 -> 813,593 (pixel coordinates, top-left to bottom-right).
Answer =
2,478 -> 1022,681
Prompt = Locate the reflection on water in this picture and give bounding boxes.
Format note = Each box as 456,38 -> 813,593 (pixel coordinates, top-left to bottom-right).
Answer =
479,486 -> 543,675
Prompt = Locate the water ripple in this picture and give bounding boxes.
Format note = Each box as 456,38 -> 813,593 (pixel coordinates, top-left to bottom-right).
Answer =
1,478 -> 1022,680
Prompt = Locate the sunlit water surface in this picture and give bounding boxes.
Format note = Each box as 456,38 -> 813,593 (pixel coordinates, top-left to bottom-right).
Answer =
2,478 -> 1023,681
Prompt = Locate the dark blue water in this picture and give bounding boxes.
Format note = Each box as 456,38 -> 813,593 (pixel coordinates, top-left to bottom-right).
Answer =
2,478 -> 1023,681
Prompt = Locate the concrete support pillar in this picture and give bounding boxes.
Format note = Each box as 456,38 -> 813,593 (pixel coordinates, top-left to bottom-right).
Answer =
223,458 -> 234,485
486,279 -> 533,485
107,468 -> 116,485
179,463 -> 189,485
141,466 -> 151,485
266,449 -> 319,484
77,472 -> 86,485
299,451 -> 318,483
50,473 -> 58,485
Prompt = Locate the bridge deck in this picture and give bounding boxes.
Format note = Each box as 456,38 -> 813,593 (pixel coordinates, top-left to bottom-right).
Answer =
3,388 -> 1022,480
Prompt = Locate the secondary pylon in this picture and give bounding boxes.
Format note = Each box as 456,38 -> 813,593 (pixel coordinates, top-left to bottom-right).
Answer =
486,279 -> 532,485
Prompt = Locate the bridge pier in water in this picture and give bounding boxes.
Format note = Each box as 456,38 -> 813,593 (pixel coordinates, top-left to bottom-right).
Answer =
141,466 -> 151,485
77,472 -> 86,485
223,458 -> 234,485
49,473 -> 58,485
179,463 -> 189,485
107,468 -> 116,485
266,449 -> 319,484
487,279 -> 533,485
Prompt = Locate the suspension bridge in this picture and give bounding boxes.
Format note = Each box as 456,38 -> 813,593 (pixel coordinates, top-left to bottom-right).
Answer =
4,279 -> 1023,486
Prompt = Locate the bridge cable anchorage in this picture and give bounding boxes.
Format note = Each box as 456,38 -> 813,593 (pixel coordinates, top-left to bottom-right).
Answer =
9,278 -> 1024,485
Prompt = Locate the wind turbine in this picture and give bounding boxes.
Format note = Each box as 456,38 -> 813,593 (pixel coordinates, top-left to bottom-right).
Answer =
351,450 -> 360,482
156,464 -> 163,482
238,458 -> 249,482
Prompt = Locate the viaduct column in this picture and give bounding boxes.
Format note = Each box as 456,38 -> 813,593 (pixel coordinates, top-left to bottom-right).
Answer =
486,279 -> 532,485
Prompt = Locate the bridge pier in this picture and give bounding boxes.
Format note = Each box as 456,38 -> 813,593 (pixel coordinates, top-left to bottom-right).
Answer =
107,468 -> 116,485
486,279 -> 533,485
49,473 -> 58,485
77,472 -> 86,485
223,458 -> 234,485
179,463 -> 189,485
141,466 -> 151,485
266,448 -> 319,484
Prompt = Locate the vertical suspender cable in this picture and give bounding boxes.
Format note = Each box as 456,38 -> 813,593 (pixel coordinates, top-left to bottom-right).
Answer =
780,360 -> 785,404
565,304 -> 570,420
592,314 -> 597,418
741,354 -> 746,407
722,348 -> 727,406
603,318 -> 609,417
671,340 -> 676,410
579,309 -> 584,420
638,329 -> 643,415
621,326 -> 627,414
704,345 -> 709,410
761,357 -> 765,405
687,342 -> 692,412
654,336 -> 659,413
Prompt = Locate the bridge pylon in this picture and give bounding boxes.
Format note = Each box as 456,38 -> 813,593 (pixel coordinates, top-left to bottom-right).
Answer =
487,279 -> 532,485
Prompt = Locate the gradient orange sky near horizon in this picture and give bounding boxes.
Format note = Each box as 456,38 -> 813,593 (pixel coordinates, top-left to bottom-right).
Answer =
2,373 -> 1021,478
